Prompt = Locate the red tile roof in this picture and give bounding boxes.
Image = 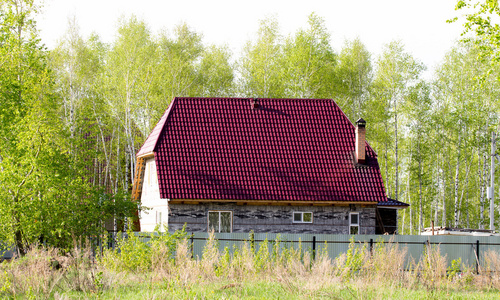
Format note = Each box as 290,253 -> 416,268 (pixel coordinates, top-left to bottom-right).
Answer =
138,97 -> 387,203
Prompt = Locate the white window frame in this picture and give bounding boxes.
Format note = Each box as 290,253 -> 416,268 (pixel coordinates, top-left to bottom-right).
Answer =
349,212 -> 359,234
208,211 -> 233,233
292,211 -> 313,223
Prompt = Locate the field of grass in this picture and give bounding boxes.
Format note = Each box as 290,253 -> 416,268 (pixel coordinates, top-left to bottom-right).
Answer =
1,231 -> 500,299
60,279 -> 500,299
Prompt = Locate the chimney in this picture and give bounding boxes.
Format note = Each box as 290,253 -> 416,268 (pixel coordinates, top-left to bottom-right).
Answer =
355,118 -> 366,164
250,98 -> 259,109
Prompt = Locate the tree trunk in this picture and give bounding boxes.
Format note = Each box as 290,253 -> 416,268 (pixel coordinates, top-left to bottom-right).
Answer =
480,150 -> 488,229
394,100 -> 399,201
407,142 -> 413,234
442,166 -> 447,227
408,171 -> 413,234
434,159 -> 440,226
384,120 -> 390,198
453,128 -> 462,227
457,155 -> 472,227
419,151 -> 423,233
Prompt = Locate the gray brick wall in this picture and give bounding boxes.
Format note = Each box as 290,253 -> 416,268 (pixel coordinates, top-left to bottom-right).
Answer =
168,202 -> 376,234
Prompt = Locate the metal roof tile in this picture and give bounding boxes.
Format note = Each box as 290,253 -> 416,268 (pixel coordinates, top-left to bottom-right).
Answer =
141,97 -> 388,203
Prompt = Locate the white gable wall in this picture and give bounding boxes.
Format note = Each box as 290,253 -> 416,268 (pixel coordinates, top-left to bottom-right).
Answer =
139,158 -> 168,232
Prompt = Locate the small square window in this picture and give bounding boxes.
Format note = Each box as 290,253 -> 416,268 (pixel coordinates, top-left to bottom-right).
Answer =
293,212 -> 302,222
350,213 -> 358,225
293,212 -> 313,223
303,212 -> 312,222
350,226 -> 359,235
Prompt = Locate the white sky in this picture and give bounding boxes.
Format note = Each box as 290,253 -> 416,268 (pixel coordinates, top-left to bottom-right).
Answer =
37,0 -> 465,78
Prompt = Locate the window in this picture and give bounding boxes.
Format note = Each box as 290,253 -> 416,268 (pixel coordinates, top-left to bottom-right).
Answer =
147,160 -> 157,187
155,210 -> 164,231
293,212 -> 313,223
349,212 -> 359,234
208,211 -> 232,233
156,211 -> 162,225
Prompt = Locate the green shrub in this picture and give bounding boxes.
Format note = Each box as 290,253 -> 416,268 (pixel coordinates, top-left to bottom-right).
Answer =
447,258 -> 462,280
254,238 -> 270,273
99,226 -> 187,273
338,236 -> 366,280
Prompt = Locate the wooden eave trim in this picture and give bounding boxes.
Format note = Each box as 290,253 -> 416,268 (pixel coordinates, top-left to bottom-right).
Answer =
169,198 -> 378,206
137,152 -> 155,159
131,157 -> 148,202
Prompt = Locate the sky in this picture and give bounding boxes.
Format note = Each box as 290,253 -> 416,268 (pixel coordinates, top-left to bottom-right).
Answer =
36,0 -> 466,78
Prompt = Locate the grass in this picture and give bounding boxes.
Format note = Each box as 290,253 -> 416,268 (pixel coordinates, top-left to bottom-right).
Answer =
1,231 -> 500,299
56,279 -> 500,299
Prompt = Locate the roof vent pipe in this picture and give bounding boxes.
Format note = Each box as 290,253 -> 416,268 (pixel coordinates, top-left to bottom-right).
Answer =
355,118 -> 366,164
250,98 -> 259,109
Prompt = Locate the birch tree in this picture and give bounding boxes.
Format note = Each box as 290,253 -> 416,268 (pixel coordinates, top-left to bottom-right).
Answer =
281,13 -> 337,98
433,41 -> 500,228
238,16 -> 285,98
105,16 -> 155,187
336,38 -> 372,121
370,41 -> 424,201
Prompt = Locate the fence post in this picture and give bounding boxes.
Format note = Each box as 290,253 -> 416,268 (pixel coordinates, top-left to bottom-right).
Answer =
191,233 -> 194,259
370,238 -> 374,256
250,231 -> 255,253
476,240 -> 480,275
312,236 -> 316,260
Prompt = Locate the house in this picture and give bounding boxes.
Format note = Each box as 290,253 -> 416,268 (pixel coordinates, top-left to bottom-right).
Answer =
132,97 -> 408,234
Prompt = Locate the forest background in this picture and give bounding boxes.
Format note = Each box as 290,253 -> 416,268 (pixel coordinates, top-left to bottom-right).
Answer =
1,0 -> 500,253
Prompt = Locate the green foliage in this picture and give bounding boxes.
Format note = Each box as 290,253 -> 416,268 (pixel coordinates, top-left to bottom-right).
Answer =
214,246 -> 231,277
335,38 -> 372,121
198,45 -> 235,96
0,1 -> 139,253
271,234 -> 282,262
453,0 -> 500,66
340,237 -> 366,279
2,2 -> 500,247
99,227 -> 187,272
281,13 -> 337,98
92,270 -> 104,298
448,258 -> 462,280
254,238 -> 270,272
239,13 -> 339,99
111,232 -> 151,272
0,271 -> 11,296
238,16 -> 285,97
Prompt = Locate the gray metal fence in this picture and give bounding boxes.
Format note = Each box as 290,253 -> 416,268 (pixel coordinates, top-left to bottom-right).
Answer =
3,232 -> 500,272
183,232 -> 500,271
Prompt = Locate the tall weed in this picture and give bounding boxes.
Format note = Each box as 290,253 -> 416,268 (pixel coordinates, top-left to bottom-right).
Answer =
414,243 -> 447,288
482,249 -> 500,289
